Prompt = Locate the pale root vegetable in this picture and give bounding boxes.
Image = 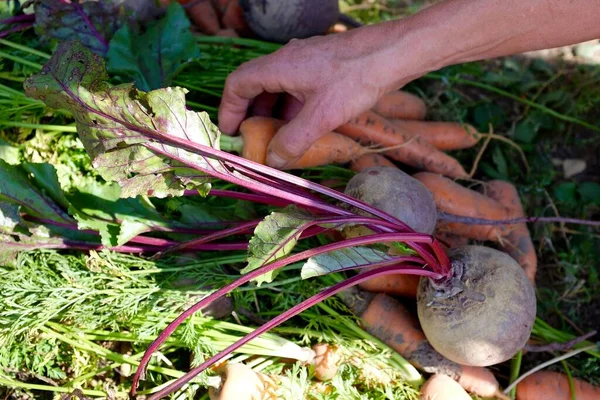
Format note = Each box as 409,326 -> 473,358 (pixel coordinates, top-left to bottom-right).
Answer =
372,91 -> 428,120
341,166 -> 438,297
392,120 -> 481,151
414,172 -> 538,282
335,111 -> 468,179
239,0 -> 340,43
339,287 -> 504,399
484,180 -> 537,283
208,363 -> 278,400
311,343 -> 341,381
343,166 -> 438,234
516,371 -> 600,400
233,116 -> 377,169
417,245 -> 536,367
420,374 -> 472,400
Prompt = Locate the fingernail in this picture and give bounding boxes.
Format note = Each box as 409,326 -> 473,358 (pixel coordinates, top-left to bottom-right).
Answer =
266,150 -> 288,169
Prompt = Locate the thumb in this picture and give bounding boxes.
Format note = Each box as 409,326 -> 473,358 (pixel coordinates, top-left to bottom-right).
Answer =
265,101 -> 333,169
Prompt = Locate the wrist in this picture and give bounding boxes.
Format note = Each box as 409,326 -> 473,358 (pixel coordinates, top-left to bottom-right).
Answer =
366,15 -> 450,94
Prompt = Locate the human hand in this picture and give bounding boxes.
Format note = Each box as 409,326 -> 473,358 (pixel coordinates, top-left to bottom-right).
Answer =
218,22 -> 425,168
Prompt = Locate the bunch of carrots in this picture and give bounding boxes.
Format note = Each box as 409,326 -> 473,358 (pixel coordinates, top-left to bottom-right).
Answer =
222,90 -> 600,399
234,89 -> 538,283
157,3 -> 595,397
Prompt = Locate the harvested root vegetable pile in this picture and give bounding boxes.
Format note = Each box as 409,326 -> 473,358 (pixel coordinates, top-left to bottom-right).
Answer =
0,1 -> 599,400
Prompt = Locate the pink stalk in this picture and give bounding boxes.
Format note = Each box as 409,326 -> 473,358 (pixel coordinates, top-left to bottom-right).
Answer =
131,231 -> 442,392
141,263 -> 438,399
0,14 -> 36,25
157,220 -> 260,254
55,85 -> 448,267
0,22 -> 33,37
191,188 -> 294,208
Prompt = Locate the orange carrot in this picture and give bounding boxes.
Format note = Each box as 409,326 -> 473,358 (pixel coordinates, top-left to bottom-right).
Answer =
311,343 -> 341,382
208,362 -> 278,400
221,2 -> 250,34
357,270 -> 420,297
413,172 -> 511,241
420,374 -> 472,400
349,153 -> 396,172
215,28 -> 239,38
336,111 -> 468,178
372,91 -> 428,120
288,131 -> 374,169
484,180 -> 537,283
340,288 -> 504,399
236,116 -> 377,169
391,120 -> 481,151
516,371 -> 600,400
237,117 -> 286,165
413,172 -> 537,282
435,231 -> 469,250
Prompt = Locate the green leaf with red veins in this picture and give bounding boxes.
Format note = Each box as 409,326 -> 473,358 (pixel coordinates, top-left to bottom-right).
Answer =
23,40 -> 226,199
106,2 -> 201,91
33,0 -> 120,55
241,205 -> 314,285
301,246 -> 392,279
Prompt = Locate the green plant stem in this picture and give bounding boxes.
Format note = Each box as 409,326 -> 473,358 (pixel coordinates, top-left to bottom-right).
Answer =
317,302 -> 423,387
0,120 -> 77,131
0,50 -> 43,69
0,377 -> 111,397
218,134 -> 244,154
532,318 -> 600,358
41,323 -> 185,379
560,360 -> 576,400
0,38 -> 51,59
508,350 -> 523,399
195,36 -> 281,53
425,73 -> 600,133
503,344 -> 598,394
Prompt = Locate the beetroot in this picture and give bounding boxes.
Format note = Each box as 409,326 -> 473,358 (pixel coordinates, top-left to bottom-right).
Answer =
239,0 -> 340,43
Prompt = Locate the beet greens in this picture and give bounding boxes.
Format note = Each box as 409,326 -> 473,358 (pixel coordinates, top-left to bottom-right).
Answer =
24,40 -> 451,399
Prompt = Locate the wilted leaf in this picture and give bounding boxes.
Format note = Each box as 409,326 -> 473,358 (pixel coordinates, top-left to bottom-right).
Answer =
241,206 -> 314,285
33,0 -> 120,55
24,40 -> 226,199
107,2 -> 200,91
301,246 -> 392,279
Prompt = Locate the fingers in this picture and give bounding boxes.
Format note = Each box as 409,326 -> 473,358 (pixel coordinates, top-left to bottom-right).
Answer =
218,58 -> 289,135
251,92 -> 279,117
265,99 -> 333,168
281,95 -> 303,121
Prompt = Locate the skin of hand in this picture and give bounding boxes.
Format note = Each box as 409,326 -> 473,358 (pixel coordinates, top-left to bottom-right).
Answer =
218,0 -> 600,169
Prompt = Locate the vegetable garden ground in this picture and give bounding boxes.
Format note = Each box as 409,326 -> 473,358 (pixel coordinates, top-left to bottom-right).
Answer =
0,1 -> 598,399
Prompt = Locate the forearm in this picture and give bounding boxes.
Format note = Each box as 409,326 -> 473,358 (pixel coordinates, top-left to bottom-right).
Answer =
381,0 -> 600,89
